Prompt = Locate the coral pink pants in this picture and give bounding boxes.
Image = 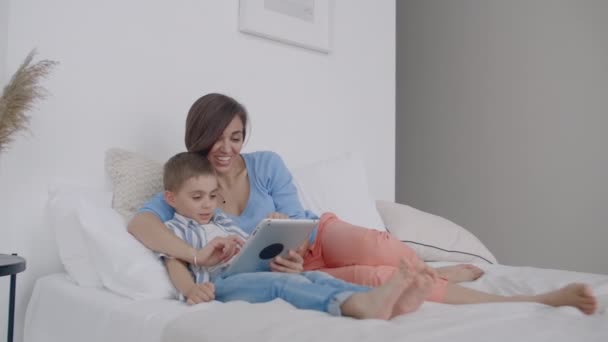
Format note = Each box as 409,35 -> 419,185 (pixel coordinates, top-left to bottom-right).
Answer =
303,213 -> 448,302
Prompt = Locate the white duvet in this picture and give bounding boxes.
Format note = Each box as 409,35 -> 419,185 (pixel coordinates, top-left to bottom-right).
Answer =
25,263 -> 608,342
162,262 -> 608,342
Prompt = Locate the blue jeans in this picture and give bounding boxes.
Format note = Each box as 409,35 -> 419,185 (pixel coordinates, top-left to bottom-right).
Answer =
212,271 -> 370,316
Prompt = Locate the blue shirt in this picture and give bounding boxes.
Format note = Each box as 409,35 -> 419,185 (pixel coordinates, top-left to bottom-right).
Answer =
138,151 -> 319,235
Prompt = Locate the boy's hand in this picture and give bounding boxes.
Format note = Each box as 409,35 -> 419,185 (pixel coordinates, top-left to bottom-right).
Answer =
185,282 -> 215,305
196,237 -> 240,267
226,235 -> 246,250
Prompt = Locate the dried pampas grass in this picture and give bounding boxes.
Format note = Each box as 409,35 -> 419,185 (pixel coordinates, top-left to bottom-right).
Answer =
0,49 -> 58,153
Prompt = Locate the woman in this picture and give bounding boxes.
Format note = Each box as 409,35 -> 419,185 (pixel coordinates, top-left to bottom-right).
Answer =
128,93 -> 597,313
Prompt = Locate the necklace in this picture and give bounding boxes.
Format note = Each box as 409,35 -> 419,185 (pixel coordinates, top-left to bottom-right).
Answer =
218,157 -> 246,207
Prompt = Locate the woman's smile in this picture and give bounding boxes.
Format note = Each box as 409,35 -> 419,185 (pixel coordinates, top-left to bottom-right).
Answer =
215,155 -> 232,166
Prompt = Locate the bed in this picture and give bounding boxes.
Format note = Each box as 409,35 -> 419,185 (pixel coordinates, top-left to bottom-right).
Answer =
25,263 -> 608,342
24,149 -> 608,342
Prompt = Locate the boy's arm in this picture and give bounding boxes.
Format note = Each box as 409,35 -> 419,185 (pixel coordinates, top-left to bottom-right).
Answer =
165,258 -> 196,295
164,258 -> 215,304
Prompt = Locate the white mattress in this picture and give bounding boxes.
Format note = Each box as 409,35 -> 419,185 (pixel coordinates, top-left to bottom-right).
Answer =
25,263 -> 608,342
23,273 -> 218,342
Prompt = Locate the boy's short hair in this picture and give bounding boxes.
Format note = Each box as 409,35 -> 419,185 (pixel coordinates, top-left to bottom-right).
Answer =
163,152 -> 215,192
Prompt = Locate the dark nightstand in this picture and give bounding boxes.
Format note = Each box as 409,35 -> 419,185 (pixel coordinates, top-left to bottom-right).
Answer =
0,254 -> 26,342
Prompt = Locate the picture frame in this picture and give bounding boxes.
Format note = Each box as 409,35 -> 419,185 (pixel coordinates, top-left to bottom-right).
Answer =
238,0 -> 332,53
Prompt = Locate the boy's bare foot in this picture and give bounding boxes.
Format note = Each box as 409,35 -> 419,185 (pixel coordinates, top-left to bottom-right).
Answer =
436,264 -> 484,283
340,262 -> 410,320
537,283 -> 597,315
392,261 -> 433,317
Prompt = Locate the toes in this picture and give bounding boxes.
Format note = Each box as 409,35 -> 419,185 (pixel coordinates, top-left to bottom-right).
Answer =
460,264 -> 485,280
571,283 -> 597,315
412,259 -> 426,272
465,264 -> 484,273
582,304 -> 597,315
399,259 -> 414,272
464,264 -> 483,271
424,267 -> 438,281
419,272 -> 434,288
580,284 -> 594,297
573,284 -> 596,300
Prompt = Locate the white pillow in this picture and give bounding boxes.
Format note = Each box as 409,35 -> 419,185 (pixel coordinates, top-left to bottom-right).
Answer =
292,153 -> 386,231
47,181 -> 111,287
105,148 -> 164,221
77,200 -> 177,300
375,200 -> 498,264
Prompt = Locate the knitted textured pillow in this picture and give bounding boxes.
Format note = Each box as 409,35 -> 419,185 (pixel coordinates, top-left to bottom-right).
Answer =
105,148 -> 164,220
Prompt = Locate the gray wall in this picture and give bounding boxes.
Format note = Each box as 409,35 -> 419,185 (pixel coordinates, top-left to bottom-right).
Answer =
396,0 -> 608,274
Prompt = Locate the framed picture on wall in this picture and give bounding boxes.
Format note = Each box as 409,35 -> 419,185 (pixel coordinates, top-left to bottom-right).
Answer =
238,0 -> 332,53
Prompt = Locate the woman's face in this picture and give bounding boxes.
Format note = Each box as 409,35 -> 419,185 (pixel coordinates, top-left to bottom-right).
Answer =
207,116 -> 245,174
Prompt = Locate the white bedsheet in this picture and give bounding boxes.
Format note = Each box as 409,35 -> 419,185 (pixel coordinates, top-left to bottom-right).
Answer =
163,263 -> 608,342
25,263 -> 608,342
23,274 -> 218,342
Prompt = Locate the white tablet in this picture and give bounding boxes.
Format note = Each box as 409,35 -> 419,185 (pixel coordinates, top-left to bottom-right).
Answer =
221,218 -> 318,276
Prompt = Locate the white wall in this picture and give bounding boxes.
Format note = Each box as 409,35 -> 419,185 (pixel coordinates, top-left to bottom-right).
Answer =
0,0 -> 11,340
0,1 -> 395,341
397,0 -> 608,274
0,1 -> 8,86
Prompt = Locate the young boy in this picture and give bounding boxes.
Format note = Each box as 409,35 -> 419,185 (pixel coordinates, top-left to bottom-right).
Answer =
160,152 -> 435,319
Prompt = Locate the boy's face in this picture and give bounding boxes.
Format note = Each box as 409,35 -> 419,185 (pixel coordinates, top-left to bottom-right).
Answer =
165,175 -> 219,224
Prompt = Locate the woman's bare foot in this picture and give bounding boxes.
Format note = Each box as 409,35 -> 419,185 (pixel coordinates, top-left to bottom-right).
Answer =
436,264 -> 484,283
391,261 -> 433,317
536,283 -> 598,315
340,261 -> 410,320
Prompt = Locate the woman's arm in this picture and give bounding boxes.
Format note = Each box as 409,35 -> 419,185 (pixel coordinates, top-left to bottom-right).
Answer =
128,212 -> 197,263
265,152 -> 317,219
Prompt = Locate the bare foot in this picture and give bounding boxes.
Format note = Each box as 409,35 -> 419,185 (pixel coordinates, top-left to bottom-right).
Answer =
391,261 -> 433,317
436,264 -> 484,283
340,262 -> 410,320
537,283 -> 597,315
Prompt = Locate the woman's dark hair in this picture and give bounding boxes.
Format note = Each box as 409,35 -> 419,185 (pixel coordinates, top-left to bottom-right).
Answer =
184,93 -> 248,156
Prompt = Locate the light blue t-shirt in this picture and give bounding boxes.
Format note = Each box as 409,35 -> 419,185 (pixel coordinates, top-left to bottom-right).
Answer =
138,151 -> 319,236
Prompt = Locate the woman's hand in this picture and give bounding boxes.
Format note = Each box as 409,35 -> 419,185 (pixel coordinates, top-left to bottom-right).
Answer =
267,212 -> 289,219
295,239 -> 310,258
270,250 -> 304,273
185,282 -> 215,305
